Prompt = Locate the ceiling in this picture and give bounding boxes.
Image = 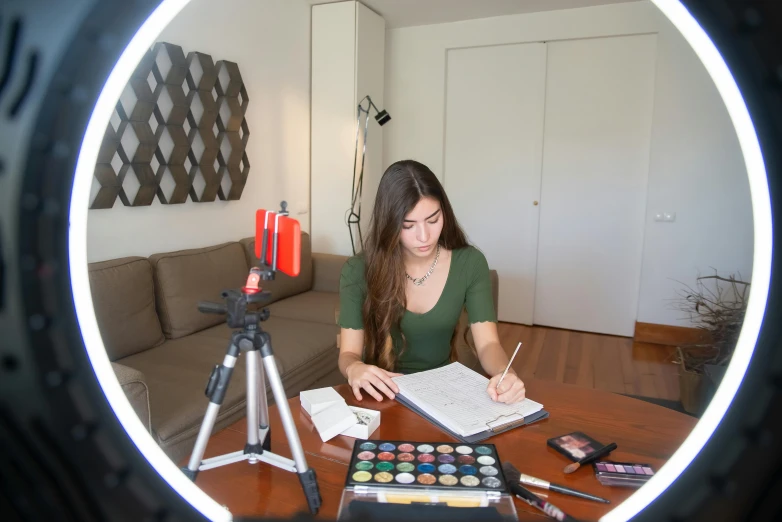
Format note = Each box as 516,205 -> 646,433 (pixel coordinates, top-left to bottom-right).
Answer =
305,0 -> 643,28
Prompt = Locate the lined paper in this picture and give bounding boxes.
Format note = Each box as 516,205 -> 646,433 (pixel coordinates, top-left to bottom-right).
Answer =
392,362 -> 544,437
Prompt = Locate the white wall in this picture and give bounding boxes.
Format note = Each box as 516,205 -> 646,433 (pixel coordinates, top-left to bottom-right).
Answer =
355,3 -> 386,240
310,1 -> 385,256
637,17 -> 754,326
87,0 -> 311,262
383,0 -> 754,328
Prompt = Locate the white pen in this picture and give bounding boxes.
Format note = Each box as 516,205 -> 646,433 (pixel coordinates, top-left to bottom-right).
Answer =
496,342 -> 522,391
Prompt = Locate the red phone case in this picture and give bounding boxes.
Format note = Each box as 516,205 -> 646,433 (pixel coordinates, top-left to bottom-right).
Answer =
255,210 -> 301,277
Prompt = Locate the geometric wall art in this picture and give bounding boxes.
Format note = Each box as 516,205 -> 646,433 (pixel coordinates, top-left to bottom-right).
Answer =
90,42 -> 250,209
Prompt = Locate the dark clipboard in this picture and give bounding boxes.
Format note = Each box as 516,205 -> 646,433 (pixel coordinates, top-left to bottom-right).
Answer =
395,394 -> 550,443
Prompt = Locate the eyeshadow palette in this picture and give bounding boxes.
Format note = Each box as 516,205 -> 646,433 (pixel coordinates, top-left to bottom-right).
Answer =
593,460 -> 655,487
547,431 -> 605,462
345,440 -> 509,492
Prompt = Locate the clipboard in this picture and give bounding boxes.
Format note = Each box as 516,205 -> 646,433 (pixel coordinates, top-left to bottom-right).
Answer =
395,393 -> 550,443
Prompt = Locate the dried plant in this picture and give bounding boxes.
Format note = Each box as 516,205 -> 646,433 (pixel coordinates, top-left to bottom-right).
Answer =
671,271 -> 750,374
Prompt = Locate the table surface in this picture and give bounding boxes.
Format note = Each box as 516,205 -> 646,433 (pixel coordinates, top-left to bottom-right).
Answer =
188,380 -> 697,521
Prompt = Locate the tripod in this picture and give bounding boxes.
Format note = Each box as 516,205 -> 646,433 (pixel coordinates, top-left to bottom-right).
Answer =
180,273 -> 322,514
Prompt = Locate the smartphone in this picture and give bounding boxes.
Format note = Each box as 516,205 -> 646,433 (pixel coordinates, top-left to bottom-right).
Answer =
254,209 -> 301,277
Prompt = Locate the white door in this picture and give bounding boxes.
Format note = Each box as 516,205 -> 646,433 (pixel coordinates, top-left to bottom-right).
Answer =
443,43 -> 547,324
533,35 -> 657,336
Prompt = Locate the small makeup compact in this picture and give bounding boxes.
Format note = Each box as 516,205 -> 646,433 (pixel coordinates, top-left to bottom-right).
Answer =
593,460 -> 655,487
547,431 -> 605,462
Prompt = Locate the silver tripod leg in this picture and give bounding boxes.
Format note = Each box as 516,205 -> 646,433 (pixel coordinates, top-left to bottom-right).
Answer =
261,353 -> 309,474
257,350 -> 270,446
185,351 -> 237,473
194,340 -> 296,474
181,328 -> 320,512
245,349 -> 260,462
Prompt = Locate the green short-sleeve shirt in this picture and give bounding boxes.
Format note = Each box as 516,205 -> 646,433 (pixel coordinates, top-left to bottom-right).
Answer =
338,246 -> 496,374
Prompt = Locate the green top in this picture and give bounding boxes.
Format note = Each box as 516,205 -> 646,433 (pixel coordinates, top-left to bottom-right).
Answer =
338,246 -> 497,374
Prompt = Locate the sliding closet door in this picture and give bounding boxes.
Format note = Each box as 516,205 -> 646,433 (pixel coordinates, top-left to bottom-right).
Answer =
443,43 -> 547,324
533,35 -> 657,336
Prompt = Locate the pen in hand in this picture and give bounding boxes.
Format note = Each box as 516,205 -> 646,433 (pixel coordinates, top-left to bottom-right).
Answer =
492,342 -> 522,400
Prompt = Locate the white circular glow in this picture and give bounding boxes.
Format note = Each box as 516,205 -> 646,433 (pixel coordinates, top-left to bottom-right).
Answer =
66,0 -> 770,521
68,0 -> 230,520
602,1 -> 772,521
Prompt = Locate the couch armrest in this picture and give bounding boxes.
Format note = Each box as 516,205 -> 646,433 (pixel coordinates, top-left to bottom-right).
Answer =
111,362 -> 152,433
312,253 -> 348,293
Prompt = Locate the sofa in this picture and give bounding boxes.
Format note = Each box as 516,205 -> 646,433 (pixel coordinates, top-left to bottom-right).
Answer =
89,232 -> 498,463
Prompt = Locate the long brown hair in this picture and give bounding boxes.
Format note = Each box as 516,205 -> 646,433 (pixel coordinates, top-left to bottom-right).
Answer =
362,160 -> 469,371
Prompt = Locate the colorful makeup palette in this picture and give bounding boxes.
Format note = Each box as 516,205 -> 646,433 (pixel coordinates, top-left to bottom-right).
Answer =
347,440 -> 509,492
593,460 -> 655,487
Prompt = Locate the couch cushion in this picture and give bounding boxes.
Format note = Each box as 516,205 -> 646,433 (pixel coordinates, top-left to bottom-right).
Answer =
89,257 -> 165,360
195,318 -> 338,377
119,332 -> 248,444
267,291 -> 340,325
240,232 -> 313,305
121,316 -> 339,444
150,242 -> 249,339
195,320 -> 341,405
312,252 -> 348,293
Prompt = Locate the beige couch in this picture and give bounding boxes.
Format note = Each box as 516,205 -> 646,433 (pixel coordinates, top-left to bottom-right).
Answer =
89,232 -> 497,462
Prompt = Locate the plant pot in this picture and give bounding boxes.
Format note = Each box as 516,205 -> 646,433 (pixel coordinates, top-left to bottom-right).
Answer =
678,362 -> 715,416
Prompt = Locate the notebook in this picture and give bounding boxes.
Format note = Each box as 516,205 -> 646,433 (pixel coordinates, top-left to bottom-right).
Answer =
391,362 -> 549,443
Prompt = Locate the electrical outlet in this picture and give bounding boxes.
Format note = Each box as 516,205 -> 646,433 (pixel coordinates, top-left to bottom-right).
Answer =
654,212 -> 664,222
663,212 -> 676,222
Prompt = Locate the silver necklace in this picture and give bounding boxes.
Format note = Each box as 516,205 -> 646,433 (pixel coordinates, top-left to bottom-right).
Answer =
406,244 -> 441,286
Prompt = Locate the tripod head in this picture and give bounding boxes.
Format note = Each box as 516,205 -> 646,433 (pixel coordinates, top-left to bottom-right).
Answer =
198,202 -> 300,330
198,283 -> 271,330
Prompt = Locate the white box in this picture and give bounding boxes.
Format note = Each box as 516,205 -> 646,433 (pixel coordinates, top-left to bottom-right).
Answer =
340,406 -> 381,439
310,401 -> 358,442
300,386 -> 345,416
300,387 -> 382,441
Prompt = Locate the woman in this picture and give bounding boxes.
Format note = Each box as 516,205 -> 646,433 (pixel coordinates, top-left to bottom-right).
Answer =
338,159 -> 526,405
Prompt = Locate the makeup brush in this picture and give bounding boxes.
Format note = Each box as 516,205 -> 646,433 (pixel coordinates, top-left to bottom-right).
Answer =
564,442 -> 618,474
502,462 -> 580,522
517,472 -> 610,503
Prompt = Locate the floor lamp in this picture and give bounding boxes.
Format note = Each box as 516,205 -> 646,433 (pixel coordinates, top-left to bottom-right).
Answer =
348,95 -> 391,255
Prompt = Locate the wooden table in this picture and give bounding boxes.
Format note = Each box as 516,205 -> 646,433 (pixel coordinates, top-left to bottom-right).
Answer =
188,381 -> 696,521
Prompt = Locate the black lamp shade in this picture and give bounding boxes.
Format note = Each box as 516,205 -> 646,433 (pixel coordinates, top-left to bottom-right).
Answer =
375,110 -> 391,126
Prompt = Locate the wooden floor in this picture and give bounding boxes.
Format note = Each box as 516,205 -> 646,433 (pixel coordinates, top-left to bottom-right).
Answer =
497,322 -> 681,401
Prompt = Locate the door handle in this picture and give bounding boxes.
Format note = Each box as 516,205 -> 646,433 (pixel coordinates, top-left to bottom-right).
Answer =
533,201 -> 539,206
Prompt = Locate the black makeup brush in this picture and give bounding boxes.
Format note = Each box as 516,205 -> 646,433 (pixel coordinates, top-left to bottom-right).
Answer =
502,462 -> 581,521
564,442 -> 617,474
515,471 -> 610,503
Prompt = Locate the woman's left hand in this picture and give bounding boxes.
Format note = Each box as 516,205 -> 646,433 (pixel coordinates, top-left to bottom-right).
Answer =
486,371 -> 526,404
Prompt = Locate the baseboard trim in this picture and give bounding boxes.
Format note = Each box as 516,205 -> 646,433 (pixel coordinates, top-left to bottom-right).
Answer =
634,322 -> 709,346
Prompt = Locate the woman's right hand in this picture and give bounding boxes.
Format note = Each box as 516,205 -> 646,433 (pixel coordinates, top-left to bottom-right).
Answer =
346,362 -> 403,401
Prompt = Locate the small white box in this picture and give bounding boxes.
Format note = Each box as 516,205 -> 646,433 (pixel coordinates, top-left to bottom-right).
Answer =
340,406 -> 381,439
300,386 -> 345,416
310,401 -> 358,442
